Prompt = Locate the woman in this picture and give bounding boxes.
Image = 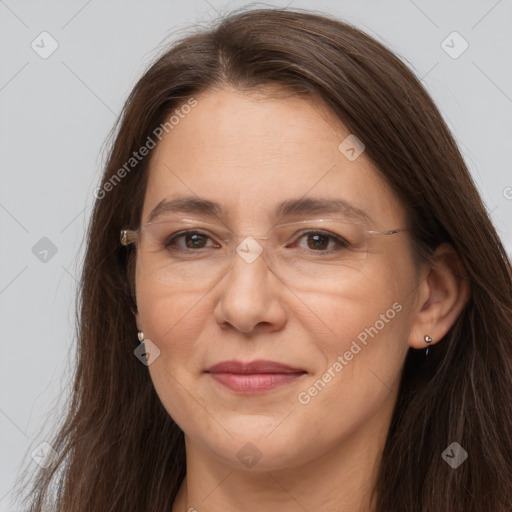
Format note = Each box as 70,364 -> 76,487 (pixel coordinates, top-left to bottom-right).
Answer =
16,6 -> 512,511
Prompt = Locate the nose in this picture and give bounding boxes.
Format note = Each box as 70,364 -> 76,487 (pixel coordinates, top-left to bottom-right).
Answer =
213,245 -> 287,334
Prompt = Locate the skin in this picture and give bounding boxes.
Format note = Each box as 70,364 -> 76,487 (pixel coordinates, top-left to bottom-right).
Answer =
133,86 -> 470,512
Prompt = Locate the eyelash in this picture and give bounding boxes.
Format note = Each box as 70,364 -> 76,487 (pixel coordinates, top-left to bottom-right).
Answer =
164,231 -> 219,250
164,229 -> 350,253
289,230 -> 350,252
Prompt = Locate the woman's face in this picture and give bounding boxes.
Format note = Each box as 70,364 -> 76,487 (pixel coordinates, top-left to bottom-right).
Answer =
134,86 -> 423,471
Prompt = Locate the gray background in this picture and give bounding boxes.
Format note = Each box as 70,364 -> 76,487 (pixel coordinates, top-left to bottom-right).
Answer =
1,0 -> 511,509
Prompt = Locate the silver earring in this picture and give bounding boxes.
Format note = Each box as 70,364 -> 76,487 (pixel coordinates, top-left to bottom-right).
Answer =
425,335 -> 433,357
138,331 -> 144,342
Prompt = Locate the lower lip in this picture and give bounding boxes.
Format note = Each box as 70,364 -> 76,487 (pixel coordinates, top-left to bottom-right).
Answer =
208,372 -> 305,393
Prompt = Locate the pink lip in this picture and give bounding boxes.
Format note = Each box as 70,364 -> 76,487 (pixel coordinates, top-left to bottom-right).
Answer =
205,360 -> 307,393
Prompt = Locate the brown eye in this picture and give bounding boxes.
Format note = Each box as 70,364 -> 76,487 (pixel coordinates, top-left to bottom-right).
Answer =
292,231 -> 349,252
184,233 -> 208,249
306,233 -> 330,250
164,231 -> 216,250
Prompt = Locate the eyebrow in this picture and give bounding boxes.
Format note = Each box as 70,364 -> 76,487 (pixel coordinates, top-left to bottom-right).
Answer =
274,197 -> 371,223
147,197 -> 222,224
146,196 -> 372,224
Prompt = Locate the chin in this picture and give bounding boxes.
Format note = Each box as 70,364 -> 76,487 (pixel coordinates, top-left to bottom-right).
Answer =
195,425 -> 320,472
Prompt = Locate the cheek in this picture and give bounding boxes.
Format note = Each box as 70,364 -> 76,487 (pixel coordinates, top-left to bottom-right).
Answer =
298,288 -> 408,391
292,295 -> 410,456
293,255 -> 415,407
135,286 -> 212,430
293,265 -> 408,355
135,279 -> 210,389
135,267 -> 209,345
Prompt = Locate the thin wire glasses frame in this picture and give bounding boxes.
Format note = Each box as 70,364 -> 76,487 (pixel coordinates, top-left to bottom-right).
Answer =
119,217 -> 409,291
119,217 -> 407,267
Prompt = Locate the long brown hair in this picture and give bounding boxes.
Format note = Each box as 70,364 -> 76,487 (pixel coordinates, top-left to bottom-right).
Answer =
13,6 -> 512,511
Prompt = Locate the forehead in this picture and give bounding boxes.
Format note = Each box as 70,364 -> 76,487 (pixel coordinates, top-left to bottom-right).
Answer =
142,86 -> 405,228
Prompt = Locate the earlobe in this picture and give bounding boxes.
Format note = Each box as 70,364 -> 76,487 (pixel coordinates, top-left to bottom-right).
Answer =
408,243 -> 471,349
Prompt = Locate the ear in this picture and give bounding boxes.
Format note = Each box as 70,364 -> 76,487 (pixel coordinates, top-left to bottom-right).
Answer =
408,243 -> 471,349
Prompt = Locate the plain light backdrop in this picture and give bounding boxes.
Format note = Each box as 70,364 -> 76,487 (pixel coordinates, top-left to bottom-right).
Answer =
1,0 -> 511,509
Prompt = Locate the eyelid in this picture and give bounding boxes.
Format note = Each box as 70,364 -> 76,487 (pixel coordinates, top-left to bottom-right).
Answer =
166,230 -> 221,248
147,219 -> 233,239
293,231 -> 348,248
165,223 -> 353,244
166,228 -> 230,246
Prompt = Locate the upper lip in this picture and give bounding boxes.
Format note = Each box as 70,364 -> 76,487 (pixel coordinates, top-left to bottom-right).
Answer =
206,360 -> 306,374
